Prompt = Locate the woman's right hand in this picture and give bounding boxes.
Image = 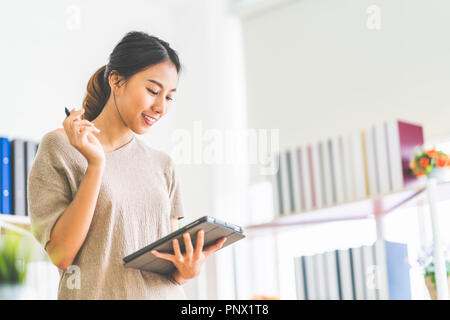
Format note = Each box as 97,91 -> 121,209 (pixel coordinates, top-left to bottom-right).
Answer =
62,108 -> 105,167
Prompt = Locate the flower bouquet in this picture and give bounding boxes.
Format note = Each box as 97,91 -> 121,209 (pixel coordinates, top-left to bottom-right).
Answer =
409,148 -> 450,180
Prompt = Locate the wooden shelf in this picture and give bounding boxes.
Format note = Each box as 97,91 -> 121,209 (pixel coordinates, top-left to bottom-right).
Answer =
244,180 -> 450,237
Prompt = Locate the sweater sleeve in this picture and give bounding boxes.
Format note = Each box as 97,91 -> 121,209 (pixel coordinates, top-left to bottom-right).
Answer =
167,157 -> 185,220
27,132 -> 74,252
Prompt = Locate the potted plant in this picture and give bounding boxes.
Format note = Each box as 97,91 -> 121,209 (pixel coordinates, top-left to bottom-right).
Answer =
0,231 -> 33,299
417,245 -> 450,300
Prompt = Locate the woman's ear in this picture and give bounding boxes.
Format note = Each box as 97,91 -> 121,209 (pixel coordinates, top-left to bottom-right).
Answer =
109,70 -> 123,89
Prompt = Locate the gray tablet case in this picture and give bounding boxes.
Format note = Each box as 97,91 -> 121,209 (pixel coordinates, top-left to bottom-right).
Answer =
123,216 -> 246,275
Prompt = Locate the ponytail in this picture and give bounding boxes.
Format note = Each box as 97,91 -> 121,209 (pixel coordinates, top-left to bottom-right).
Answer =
81,65 -> 110,121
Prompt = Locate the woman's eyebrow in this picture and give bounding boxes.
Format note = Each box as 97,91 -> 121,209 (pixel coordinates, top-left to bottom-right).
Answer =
147,79 -> 176,92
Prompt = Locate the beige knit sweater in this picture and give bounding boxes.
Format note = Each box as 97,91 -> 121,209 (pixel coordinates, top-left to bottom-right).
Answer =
27,130 -> 187,299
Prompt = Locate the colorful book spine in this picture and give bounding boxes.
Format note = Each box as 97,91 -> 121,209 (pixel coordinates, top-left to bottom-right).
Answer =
320,140 -> 333,206
299,147 -> 313,211
303,255 -> 317,299
374,123 -> 391,194
307,145 -> 317,208
330,137 -> 344,204
361,243 -> 378,300
280,151 -> 292,215
351,130 -> 368,200
294,256 -> 306,300
310,142 -> 323,208
285,150 -> 296,214
270,153 -> 282,217
350,246 -> 366,300
314,253 -> 327,299
386,120 -> 424,190
324,251 -> 340,299
363,127 -> 378,196
374,240 -> 411,300
0,137 -> 11,214
289,147 -> 302,213
340,134 -> 353,203
337,248 -> 354,300
11,139 -> 27,216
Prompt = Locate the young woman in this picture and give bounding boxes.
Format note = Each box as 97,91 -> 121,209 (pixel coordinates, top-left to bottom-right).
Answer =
27,31 -> 226,299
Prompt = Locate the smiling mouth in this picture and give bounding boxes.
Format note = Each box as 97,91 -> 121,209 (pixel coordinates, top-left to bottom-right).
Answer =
142,113 -> 156,125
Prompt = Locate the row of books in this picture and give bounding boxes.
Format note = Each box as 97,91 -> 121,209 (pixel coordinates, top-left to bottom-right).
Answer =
270,119 -> 424,216
294,240 -> 411,300
1,137 -> 40,216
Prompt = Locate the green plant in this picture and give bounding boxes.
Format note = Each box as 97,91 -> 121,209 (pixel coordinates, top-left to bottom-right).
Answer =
424,261 -> 450,287
0,231 -> 33,284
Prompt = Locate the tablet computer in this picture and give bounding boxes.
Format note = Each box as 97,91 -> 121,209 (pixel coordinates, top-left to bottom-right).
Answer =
123,216 -> 246,275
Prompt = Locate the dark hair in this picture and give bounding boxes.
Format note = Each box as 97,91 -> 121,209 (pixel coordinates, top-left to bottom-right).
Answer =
81,31 -> 182,121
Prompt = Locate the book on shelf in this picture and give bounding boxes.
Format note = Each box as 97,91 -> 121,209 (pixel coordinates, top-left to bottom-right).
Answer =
319,139 -> 334,207
349,246 -> 365,300
279,151 -> 291,215
336,248 -> 354,300
373,239 -> 411,300
1,137 -> 11,215
285,149 -> 296,214
294,256 -> 306,300
323,250 -> 340,300
386,120 -> 424,191
361,243 -> 377,300
267,119 -> 424,219
294,240 -> 411,300
374,123 -> 391,194
340,134 -> 353,203
288,147 -> 302,213
314,253 -> 328,300
303,255 -> 317,300
350,130 -> 367,200
307,145 -> 317,209
11,139 -> 27,216
0,136 -> 39,217
299,146 -> 313,212
270,153 -> 282,217
310,142 -> 323,208
363,126 -> 379,196
330,137 -> 345,204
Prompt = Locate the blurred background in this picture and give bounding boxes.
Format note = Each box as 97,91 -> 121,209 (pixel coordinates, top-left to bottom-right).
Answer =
0,0 -> 450,300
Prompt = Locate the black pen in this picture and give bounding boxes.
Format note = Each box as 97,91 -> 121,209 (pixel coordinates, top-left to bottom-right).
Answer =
65,107 -> 71,117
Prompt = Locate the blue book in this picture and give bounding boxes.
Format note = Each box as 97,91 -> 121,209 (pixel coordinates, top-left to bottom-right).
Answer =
374,240 -> 412,300
0,137 -> 11,214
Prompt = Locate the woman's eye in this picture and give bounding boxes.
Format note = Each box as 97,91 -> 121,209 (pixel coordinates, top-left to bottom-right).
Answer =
147,88 -> 158,95
147,88 -> 173,101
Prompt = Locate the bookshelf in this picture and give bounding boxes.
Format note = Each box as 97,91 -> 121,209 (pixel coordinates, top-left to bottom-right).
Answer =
0,213 -> 31,231
244,180 -> 450,238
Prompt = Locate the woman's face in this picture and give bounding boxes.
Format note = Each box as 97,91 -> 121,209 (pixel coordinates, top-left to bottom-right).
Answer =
112,60 -> 178,134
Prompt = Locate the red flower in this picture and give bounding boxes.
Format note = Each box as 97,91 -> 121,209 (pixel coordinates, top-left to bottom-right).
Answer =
420,157 -> 430,168
436,155 -> 447,168
415,171 -> 425,177
426,149 -> 438,159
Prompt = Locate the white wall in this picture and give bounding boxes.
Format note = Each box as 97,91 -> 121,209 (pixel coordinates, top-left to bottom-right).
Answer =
238,0 -> 450,182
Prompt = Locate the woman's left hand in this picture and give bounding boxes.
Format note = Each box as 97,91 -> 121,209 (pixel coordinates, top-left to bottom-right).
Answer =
151,230 -> 227,284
